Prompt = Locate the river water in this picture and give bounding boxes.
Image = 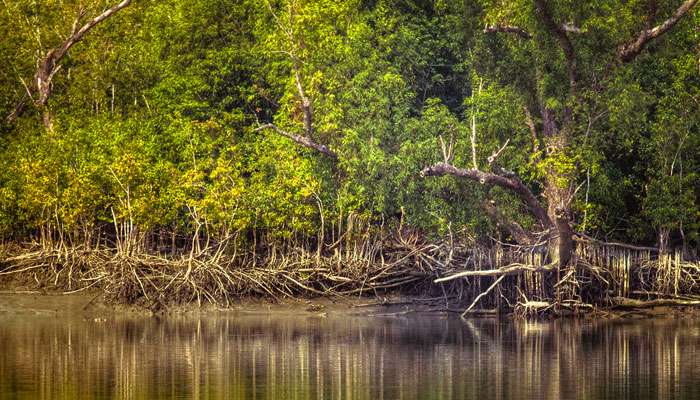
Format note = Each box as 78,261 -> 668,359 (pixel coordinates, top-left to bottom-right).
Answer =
0,308 -> 699,399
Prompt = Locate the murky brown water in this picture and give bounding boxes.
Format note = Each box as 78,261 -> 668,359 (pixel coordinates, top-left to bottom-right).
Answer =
0,310 -> 699,399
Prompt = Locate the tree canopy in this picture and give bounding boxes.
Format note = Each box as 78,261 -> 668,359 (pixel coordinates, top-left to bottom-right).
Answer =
0,0 -> 698,254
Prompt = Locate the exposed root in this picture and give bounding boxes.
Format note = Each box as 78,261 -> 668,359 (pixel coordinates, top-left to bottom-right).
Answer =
1,229 -> 699,317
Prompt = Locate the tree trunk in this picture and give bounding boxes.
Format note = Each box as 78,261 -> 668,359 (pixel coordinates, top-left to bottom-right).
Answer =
658,227 -> 670,254
542,110 -> 575,268
544,167 -> 574,268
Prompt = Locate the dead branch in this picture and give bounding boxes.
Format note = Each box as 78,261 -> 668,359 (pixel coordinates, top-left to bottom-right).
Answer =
462,274 -> 505,317
515,300 -> 553,317
487,138 -> 510,165
469,80 -> 482,170
439,131 -> 456,164
618,0 -> 699,63
612,296 -> 700,308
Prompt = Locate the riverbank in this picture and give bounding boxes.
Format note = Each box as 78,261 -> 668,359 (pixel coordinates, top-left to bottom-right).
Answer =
2,289 -> 700,322
0,290 -> 459,318
2,239 -> 700,318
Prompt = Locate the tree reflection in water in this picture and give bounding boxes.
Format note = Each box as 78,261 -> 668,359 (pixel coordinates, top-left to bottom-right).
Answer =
0,314 -> 699,399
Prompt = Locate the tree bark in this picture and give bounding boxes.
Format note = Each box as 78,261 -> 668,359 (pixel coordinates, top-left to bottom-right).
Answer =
539,107 -> 575,268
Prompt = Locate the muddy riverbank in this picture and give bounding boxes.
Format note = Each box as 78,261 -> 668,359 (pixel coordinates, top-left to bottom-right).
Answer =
1,290 -> 699,321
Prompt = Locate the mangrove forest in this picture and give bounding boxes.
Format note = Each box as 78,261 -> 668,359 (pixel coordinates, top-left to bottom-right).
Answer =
1,0 -> 700,316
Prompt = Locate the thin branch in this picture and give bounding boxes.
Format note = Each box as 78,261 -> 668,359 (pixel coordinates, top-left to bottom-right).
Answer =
619,0 -> 698,63
438,132 -> 455,163
256,123 -> 337,159
487,138 -> 510,165
462,275 -> 506,317
469,122 -> 479,171
56,0 -> 132,60
469,79 -> 483,170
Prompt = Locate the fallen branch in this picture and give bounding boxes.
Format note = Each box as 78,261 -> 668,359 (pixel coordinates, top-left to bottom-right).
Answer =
462,275 -> 505,317
514,300 -> 553,317
434,262 -> 556,283
612,296 -> 700,309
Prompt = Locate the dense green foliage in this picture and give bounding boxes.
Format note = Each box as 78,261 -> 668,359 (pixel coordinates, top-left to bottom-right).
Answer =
0,0 -> 698,250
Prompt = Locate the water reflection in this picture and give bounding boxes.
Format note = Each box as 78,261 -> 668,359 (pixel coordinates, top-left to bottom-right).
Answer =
0,312 -> 699,399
